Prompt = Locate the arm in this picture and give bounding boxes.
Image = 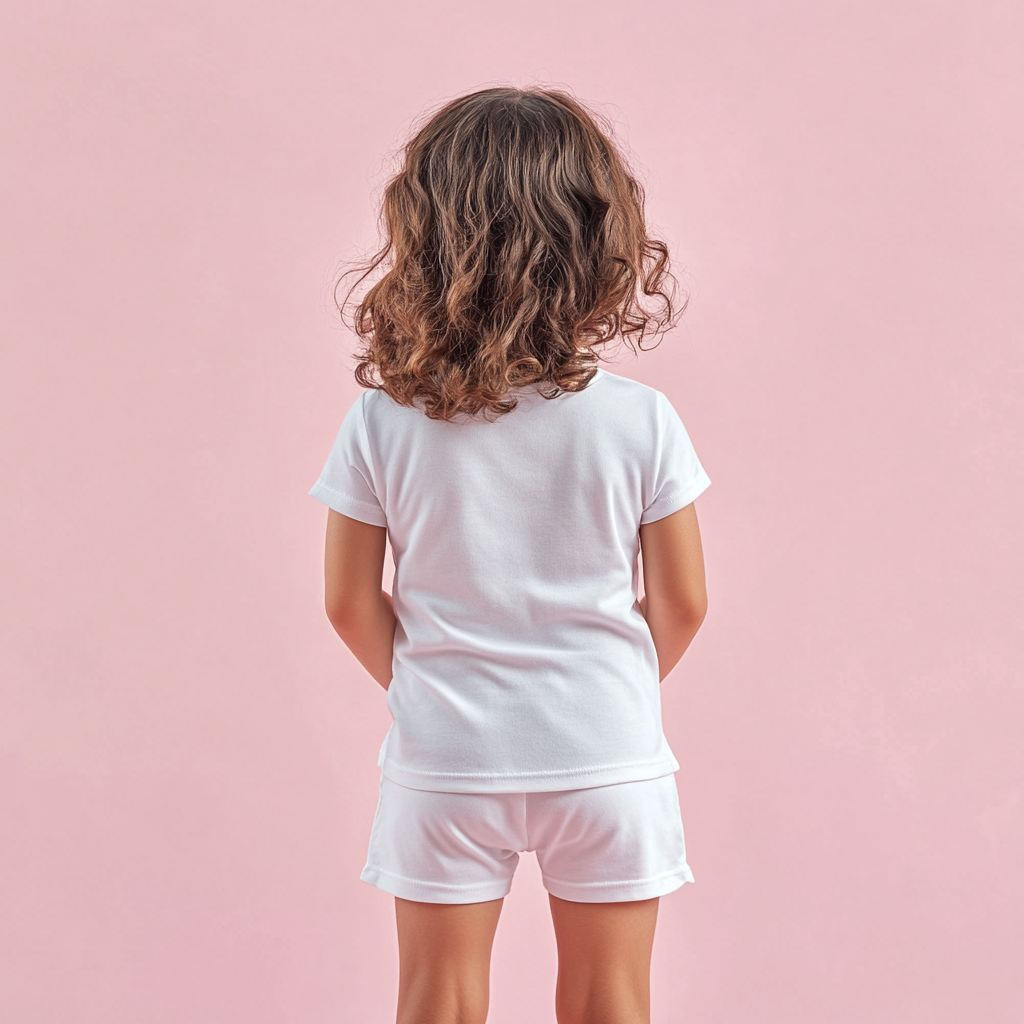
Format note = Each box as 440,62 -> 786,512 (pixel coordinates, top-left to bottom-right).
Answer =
638,501 -> 708,682
323,508 -> 396,690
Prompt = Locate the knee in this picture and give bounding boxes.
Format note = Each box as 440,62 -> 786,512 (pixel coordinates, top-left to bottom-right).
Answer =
556,1003 -> 649,1024
396,971 -> 489,1024
555,971 -> 650,1024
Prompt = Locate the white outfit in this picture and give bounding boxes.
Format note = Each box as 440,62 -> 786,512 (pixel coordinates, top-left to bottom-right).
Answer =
361,772 -> 695,904
309,368 -> 711,795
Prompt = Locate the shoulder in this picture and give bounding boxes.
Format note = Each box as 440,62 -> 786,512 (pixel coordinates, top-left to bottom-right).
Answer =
356,385 -> 403,420
588,368 -> 670,416
331,387 -> 395,444
356,386 -> 432,440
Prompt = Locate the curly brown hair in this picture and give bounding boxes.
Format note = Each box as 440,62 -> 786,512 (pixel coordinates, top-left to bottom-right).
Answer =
334,86 -> 683,421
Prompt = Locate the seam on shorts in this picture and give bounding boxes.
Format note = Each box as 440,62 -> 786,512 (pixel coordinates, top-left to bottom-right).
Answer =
541,866 -> 694,892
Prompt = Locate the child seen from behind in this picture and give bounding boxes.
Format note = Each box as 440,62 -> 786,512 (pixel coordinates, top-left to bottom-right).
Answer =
310,85 -> 712,1024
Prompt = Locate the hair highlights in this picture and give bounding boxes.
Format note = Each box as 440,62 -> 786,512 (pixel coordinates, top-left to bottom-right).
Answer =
335,87 -> 683,421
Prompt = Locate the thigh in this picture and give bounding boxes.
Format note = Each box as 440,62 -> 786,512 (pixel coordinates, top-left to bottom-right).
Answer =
395,896 -> 504,1024
548,893 -> 659,1024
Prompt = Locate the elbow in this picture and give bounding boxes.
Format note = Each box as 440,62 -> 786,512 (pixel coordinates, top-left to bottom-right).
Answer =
326,588 -> 386,632
677,601 -> 708,632
325,594 -> 359,630
647,592 -> 708,626
681,582 -> 709,624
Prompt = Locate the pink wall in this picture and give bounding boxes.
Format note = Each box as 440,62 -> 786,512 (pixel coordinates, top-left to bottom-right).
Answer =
2,1 -> 1022,1021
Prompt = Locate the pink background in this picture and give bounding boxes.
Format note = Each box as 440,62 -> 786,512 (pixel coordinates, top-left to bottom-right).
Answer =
2,1 -> 1022,1021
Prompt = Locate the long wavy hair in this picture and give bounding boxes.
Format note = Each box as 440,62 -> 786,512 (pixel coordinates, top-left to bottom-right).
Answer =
334,86 -> 683,421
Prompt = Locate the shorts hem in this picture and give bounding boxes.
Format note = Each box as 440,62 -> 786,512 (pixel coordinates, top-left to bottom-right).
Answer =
360,864 -> 513,905
542,866 -> 695,903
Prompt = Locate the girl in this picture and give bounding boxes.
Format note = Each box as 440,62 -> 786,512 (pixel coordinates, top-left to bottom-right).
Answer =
310,86 -> 710,1024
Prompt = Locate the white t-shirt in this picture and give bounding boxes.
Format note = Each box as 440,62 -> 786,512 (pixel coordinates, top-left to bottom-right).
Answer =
309,367 -> 711,793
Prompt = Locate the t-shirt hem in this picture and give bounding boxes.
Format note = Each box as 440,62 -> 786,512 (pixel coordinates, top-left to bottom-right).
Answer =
640,470 -> 712,525
380,754 -> 681,794
308,480 -> 388,527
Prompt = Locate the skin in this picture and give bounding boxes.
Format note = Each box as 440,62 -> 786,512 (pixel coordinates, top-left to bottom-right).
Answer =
323,501 -> 707,1022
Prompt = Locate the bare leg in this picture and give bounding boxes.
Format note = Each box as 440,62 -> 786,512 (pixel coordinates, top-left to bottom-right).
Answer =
394,896 -> 504,1024
548,894 -> 660,1024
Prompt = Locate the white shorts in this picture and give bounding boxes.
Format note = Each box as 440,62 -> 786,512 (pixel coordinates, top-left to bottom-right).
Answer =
360,772 -> 695,904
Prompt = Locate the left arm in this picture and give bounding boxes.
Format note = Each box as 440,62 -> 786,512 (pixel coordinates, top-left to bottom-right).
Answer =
322,508 -> 396,690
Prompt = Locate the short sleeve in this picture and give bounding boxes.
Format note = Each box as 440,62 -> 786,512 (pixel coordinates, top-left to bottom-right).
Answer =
308,391 -> 388,527
640,391 -> 712,524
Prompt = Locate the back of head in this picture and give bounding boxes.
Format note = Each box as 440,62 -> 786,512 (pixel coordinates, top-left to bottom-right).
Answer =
338,87 -> 680,421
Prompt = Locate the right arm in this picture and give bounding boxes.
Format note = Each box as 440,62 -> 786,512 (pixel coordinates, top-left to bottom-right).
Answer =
639,501 -> 708,682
